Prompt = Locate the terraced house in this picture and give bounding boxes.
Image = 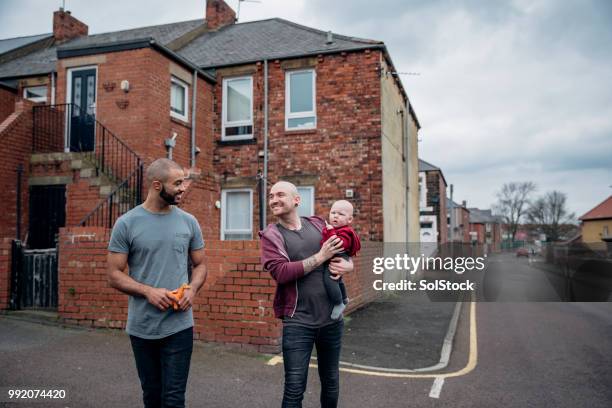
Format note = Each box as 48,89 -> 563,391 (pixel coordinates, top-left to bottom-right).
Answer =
0,0 -> 420,351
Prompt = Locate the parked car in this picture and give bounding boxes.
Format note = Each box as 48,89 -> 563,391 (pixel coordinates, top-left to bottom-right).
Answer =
516,248 -> 529,257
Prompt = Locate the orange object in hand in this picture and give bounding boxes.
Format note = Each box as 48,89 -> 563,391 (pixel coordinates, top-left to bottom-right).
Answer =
167,283 -> 191,311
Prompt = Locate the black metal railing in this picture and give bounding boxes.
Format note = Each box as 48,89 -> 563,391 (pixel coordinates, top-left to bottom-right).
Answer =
32,103 -> 141,184
33,103 -> 144,227
79,163 -> 144,228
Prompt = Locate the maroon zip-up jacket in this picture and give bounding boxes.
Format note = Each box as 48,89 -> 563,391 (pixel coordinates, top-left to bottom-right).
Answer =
259,216 -> 326,319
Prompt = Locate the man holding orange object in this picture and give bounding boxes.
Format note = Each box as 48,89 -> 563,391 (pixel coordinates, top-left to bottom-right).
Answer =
107,158 -> 207,408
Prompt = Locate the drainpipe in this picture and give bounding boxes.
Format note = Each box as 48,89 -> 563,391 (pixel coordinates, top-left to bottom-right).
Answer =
51,71 -> 56,105
260,59 -> 269,231
190,69 -> 197,168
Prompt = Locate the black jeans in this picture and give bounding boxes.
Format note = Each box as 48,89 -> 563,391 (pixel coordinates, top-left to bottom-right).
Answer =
129,327 -> 194,408
282,320 -> 344,408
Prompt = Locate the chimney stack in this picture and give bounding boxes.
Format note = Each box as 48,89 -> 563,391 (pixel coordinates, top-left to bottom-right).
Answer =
205,0 -> 236,31
53,9 -> 88,43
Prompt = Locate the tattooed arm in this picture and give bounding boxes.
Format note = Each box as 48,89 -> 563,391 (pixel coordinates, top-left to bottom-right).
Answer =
302,235 -> 344,274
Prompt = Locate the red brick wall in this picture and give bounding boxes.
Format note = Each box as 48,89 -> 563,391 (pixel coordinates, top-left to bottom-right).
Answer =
56,227 -> 381,351
58,227 -> 280,351
65,176 -> 105,226
469,223 -> 485,244
0,238 -> 13,309
0,100 -> 34,241
213,50 -> 383,240
0,87 -> 16,124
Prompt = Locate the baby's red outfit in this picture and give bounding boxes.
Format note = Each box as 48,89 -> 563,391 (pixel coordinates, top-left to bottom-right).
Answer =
321,225 -> 361,256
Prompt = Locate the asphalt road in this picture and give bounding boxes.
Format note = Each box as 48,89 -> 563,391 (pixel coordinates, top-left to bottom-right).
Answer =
1,253 -> 611,407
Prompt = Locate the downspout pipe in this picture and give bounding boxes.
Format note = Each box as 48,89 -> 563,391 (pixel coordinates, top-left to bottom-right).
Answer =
190,69 -> 197,168
51,71 -> 56,105
260,59 -> 269,231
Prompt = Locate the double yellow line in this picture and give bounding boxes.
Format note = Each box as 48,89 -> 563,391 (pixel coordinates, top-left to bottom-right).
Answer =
267,300 -> 478,379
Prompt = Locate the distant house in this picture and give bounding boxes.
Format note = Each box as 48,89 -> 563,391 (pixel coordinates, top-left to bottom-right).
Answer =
468,208 -> 502,251
578,195 -> 612,243
447,199 -> 470,243
418,159 -> 448,244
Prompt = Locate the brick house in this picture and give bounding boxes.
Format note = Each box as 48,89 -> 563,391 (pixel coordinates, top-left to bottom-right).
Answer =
0,1 -> 420,351
418,159 -> 448,245
468,208 -> 502,252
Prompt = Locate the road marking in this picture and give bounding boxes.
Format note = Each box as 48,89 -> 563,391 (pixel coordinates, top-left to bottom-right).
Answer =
337,301 -> 463,373
268,295 -> 479,379
428,377 -> 445,398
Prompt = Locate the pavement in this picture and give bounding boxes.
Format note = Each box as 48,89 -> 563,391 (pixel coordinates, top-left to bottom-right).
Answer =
0,292 -> 457,407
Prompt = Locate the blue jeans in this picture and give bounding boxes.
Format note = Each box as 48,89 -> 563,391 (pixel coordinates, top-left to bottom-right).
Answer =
282,320 -> 344,408
129,327 -> 193,408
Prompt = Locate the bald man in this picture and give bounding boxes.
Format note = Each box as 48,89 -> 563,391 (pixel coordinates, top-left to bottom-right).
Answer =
260,181 -> 354,408
107,158 -> 206,408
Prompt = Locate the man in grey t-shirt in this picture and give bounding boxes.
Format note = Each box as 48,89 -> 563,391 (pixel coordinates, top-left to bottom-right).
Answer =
108,158 -> 206,408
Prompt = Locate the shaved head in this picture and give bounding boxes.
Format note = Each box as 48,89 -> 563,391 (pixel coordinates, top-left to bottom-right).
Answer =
270,181 -> 299,197
146,158 -> 184,185
331,200 -> 354,216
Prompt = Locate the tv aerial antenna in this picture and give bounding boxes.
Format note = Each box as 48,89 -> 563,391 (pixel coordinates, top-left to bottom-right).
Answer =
237,0 -> 262,22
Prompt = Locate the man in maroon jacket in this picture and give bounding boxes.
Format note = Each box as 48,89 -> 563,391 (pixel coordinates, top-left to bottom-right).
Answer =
260,181 -> 354,408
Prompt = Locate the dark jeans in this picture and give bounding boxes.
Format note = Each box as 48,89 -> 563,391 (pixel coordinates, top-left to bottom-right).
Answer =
282,320 -> 344,408
129,327 -> 194,408
323,253 -> 349,305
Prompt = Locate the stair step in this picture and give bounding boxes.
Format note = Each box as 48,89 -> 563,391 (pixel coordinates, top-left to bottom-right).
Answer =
99,185 -> 112,196
80,167 -> 96,178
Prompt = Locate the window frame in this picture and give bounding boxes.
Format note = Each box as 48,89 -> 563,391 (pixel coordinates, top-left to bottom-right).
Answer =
170,76 -> 189,122
221,188 -> 253,240
297,186 -> 315,217
222,75 -> 254,141
285,69 -> 317,131
23,85 -> 48,103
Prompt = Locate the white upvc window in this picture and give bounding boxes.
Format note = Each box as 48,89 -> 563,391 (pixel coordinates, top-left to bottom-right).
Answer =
222,76 -> 253,140
285,69 -> 316,130
221,189 -> 253,240
23,85 -> 47,103
297,186 -> 315,217
170,76 -> 189,121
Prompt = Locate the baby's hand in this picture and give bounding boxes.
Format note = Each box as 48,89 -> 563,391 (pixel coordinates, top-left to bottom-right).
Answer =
325,221 -> 334,230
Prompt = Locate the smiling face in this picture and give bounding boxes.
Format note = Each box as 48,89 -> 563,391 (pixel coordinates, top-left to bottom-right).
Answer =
329,200 -> 354,227
269,181 -> 300,217
155,167 -> 186,205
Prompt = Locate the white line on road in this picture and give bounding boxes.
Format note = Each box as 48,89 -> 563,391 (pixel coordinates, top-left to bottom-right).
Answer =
429,376 -> 445,399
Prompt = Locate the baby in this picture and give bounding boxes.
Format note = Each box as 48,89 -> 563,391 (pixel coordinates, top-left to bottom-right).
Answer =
321,200 -> 361,320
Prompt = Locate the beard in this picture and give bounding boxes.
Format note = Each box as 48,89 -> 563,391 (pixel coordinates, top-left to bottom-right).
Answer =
160,184 -> 179,205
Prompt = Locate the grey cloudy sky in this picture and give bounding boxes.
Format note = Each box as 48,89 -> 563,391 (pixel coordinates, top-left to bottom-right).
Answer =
1,0 -> 611,217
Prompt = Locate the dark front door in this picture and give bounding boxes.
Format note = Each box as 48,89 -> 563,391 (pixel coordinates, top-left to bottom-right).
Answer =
28,185 -> 66,249
70,68 -> 96,152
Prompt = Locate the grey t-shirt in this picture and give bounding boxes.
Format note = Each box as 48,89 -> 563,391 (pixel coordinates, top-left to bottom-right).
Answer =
108,205 -> 204,339
279,218 -> 337,328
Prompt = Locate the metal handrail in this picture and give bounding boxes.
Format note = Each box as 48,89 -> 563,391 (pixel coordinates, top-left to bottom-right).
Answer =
32,103 -> 144,227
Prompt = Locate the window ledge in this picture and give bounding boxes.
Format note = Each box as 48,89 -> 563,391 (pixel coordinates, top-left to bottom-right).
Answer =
170,116 -> 191,128
284,128 -> 317,136
217,138 -> 257,147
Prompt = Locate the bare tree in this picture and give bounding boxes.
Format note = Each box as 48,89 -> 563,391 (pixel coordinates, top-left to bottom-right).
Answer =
493,182 -> 536,242
527,191 -> 575,242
